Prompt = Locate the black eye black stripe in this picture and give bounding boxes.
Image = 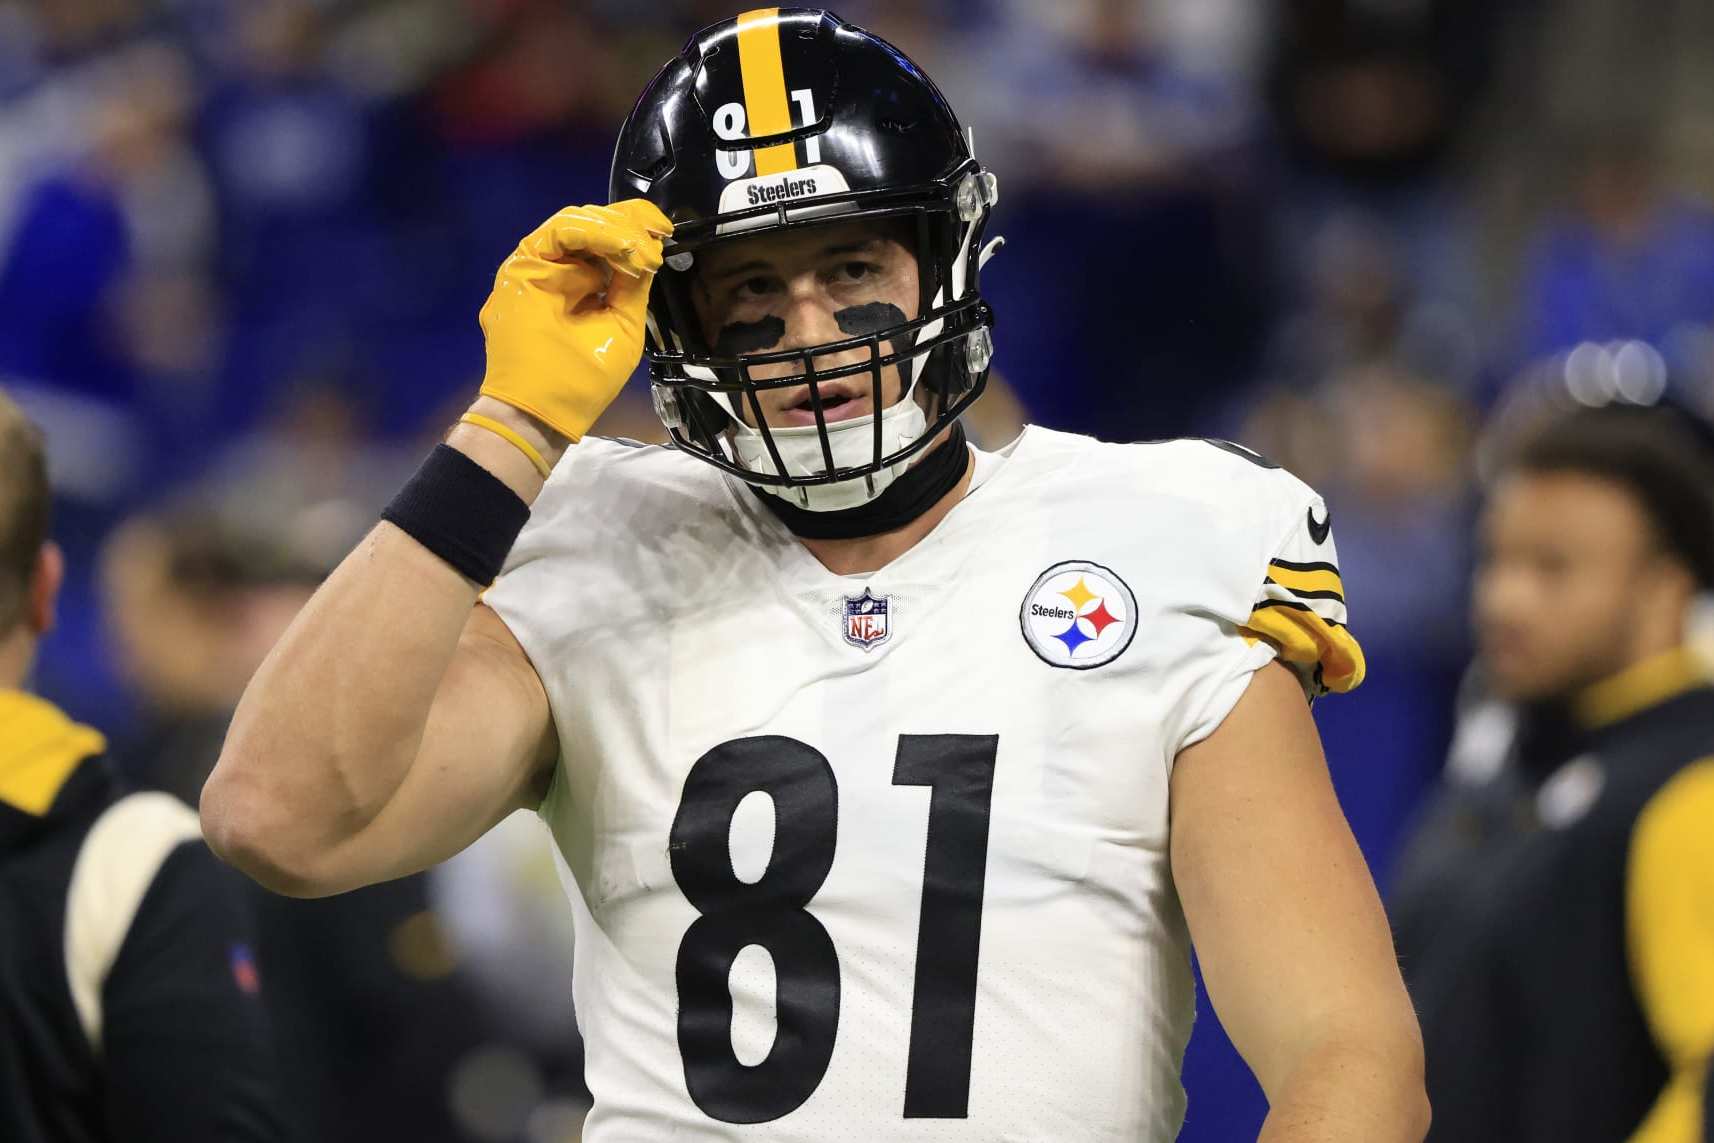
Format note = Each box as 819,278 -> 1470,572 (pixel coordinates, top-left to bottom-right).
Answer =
714,316 -> 786,354
834,302 -> 906,337
711,303 -> 905,356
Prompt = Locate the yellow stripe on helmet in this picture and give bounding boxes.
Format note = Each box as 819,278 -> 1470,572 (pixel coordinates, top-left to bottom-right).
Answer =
735,8 -> 798,176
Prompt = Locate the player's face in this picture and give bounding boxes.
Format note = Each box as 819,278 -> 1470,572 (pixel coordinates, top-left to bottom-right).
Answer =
1474,471 -> 1664,702
691,218 -> 920,429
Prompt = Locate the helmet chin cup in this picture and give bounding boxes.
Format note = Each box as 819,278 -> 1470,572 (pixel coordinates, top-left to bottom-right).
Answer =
736,397 -> 930,512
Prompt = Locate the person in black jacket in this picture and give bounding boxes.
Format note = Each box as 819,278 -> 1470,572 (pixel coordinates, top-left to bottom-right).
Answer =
1394,403 -> 1714,1141
0,388 -> 282,1143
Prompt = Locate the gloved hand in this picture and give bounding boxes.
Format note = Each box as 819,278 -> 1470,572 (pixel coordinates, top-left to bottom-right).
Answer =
478,199 -> 672,441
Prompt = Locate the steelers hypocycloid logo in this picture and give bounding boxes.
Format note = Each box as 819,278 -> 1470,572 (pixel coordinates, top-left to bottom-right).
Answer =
1020,561 -> 1139,670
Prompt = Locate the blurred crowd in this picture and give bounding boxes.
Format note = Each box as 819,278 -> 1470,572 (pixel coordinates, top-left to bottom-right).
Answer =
7,0 -> 1714,1139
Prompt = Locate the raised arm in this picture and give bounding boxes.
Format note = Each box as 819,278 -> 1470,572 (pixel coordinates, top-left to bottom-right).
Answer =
201,201 -> 671,897
1171,661 -> 1429,1142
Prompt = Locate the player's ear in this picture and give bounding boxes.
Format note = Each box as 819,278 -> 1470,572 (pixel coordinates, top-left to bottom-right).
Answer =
1643,550 -> 1699,635
27,541 -> 64,637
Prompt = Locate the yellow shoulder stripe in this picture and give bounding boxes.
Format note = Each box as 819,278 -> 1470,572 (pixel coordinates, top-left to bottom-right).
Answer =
1266,560 -> 1344,600
1241,604 -> 1366,693
1625,756 -> 1714,1143
0,690 -> 107,816
735,9 -> 798,176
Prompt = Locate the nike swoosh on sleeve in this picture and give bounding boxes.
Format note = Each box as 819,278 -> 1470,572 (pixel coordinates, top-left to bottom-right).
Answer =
1307,507 -> 1332,545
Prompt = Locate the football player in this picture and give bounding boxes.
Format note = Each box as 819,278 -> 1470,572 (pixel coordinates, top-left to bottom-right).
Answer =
204,9 -> 1427,1140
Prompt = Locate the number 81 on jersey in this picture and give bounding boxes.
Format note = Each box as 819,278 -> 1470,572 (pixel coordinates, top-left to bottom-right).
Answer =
670,733 -> 1000,1123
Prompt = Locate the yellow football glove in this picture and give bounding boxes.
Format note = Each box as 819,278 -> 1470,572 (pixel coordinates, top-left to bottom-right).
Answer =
477,199 -> 672,441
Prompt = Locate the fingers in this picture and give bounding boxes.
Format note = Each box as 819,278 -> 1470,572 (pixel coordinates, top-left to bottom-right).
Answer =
516,202 -> 668,278
486,199 -> 669,332
482,256 -> 606,336
489,251 -> 605,302
608,198 -> 673,239
602,253 -> 657,317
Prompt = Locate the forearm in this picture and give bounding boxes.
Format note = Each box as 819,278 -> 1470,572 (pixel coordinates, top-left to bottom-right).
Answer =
202,401 -> 564,876
1257,1033 -> 1429,1143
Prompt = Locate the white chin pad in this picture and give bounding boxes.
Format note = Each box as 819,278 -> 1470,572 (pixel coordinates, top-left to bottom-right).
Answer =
733,397 -> 929,511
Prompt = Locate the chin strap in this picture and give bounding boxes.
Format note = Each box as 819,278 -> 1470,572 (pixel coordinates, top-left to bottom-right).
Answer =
752,421 -> 970,540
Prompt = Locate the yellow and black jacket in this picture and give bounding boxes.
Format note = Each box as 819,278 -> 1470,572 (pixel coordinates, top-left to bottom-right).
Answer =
1403,650 -> 1714,1143
0,690 -> 280,1143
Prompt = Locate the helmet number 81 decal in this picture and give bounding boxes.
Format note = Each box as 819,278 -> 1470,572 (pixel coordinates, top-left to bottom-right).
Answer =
714,88 -> 821,180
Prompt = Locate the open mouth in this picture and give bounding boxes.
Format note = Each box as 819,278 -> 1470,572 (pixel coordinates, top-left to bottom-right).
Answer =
778,384 -> 871,427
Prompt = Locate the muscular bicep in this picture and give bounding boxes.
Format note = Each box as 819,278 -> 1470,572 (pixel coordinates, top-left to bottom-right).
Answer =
312,603 -> 557,893
1169,661 -> 1418,1100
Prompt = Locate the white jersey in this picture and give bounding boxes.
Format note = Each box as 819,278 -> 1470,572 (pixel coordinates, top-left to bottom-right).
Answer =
484,426 -> 1363,1142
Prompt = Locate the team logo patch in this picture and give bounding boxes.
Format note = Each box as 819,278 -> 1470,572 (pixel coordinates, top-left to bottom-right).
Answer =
1019,561 -> 1138,670
843,588 -> 891,651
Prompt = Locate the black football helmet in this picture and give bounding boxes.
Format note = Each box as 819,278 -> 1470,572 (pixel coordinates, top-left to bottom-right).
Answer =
610,7 -> 999,507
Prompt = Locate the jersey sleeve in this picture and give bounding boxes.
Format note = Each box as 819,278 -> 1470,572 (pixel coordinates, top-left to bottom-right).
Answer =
1240,494 -> 1366,699
1158,441 -> 1364,760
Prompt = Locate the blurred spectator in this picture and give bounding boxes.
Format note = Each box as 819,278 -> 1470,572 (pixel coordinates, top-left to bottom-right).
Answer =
978,0 -> 1259,193
0,33 -> 220,509
0,385 -> 283,1143
1272,0 -> 1504,188
1392,404 -> 1714,1141
966,0 -> 1272,441
199,0 -> 384,430
1267,0 -> 1506,393
1516,127 -> 1714,365
1263,209 -> 1482,398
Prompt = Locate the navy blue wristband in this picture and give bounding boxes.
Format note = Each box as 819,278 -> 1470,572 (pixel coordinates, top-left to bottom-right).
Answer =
381,444 -> 530,586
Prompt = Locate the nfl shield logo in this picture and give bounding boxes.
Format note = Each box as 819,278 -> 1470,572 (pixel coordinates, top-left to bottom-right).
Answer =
843,588 -> 891,651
